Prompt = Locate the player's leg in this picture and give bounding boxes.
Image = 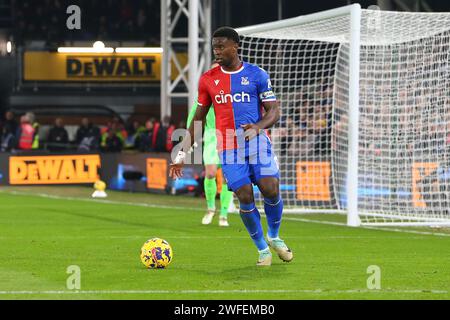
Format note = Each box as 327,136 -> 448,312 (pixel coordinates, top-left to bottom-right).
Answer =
234,184 -> 272,266
257,176 -> 292,262
202,135 -> 221,225
258,177 -> 282,238
204,126 -> 232,226
202,164 -> 217,225
218,166 -> 233,227
252,147 -> 293,262
220,150 -> 271,265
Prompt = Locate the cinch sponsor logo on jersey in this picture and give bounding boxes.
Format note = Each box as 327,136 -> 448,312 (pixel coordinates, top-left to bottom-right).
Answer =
214,90 -> 251,104
9,155 -> 101,185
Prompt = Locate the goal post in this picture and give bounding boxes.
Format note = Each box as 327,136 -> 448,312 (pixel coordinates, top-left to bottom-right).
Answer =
347,4 -> 361,227
236,4 -> 450,227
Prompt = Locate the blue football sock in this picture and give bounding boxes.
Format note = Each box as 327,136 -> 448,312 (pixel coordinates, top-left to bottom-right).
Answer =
264,195 -> 283,239
239,202 -> 268,251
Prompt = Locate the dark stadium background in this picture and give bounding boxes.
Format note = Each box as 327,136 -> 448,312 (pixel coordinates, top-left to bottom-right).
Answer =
0,0 -> 449,192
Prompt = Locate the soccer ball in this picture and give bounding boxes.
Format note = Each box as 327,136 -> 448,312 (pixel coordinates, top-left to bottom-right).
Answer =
140,238 -> 173,269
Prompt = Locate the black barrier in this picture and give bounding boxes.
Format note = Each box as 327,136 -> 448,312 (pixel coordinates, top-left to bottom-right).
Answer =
0,153 -> 8,185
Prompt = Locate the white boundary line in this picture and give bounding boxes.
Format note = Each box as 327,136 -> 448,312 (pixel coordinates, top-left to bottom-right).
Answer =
0,189 -> 201,212
0,289 -> 447,295
281,217 -> 450,237
1,189 -> 449,237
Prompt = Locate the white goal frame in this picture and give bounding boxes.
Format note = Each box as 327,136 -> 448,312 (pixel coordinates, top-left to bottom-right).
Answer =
236,4 -> 450,227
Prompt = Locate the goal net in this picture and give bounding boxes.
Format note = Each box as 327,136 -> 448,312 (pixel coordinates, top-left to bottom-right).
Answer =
236,4 -> 450,226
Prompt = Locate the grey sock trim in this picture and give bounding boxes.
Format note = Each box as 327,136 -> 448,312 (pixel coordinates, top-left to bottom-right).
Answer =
264,198 -> 281,206
240,207 -> 255,213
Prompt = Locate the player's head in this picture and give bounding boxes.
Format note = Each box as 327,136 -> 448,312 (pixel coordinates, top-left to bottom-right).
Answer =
212,26 -> 240,67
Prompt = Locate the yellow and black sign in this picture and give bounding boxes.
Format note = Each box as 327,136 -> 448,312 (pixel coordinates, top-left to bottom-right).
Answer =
296,161 -> 331,201
65,55 -> 158,79
9,155 -> 101,185
146,158 -> 167,190
24,52 -> 187,82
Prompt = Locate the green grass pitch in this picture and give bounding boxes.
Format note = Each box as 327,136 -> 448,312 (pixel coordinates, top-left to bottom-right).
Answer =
0,186 -> 449,300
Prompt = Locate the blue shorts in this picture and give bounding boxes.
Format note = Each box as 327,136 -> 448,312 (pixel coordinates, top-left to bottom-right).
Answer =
219,147 -> 280,192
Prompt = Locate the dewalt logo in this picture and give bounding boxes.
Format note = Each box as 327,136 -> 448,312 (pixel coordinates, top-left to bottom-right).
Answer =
66,56 -> 156,78
9,155 -> 101,185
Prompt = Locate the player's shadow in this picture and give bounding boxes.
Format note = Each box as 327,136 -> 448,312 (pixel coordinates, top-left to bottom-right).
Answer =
186,263 -> 295,282
223,264 -> 294,281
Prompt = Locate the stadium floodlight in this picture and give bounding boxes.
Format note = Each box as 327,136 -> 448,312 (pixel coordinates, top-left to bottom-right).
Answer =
57,41 -> 114,53
115,47 -> 164,54
237,4 -> 450,227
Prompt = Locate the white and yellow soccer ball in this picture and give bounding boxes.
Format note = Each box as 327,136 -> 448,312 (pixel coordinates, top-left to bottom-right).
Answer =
140,238 -> 173,269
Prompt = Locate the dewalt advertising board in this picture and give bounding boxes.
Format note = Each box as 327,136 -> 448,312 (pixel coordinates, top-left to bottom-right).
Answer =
9,155 -> 101,185
23,52 -> 187,82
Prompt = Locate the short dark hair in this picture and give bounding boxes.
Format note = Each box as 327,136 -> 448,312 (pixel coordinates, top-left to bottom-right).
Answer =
213,26 -> 240,44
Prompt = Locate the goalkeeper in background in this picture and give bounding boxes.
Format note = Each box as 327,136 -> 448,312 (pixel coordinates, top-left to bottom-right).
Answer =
187,74 -> 234,227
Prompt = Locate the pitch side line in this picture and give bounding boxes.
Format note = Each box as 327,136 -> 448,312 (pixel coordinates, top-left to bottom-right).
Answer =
0,189 -> 201,212
0,289 -> 447,295
1,189 -> 449,237
282,216 -> 450,237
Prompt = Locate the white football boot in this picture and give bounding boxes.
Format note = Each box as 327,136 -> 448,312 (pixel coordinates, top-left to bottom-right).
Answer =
267,236 -> 293,262
201,209 -> 215,225
218,217 -> 229,227
256,248 -> 272,266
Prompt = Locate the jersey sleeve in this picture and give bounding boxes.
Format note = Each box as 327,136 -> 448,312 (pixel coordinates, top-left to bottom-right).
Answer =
257,68 -> 276,102
197,75 -> 212,107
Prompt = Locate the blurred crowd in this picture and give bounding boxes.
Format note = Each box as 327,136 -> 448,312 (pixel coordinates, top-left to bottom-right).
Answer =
12,0 -> 160,45
0,110 -> 180,153
274,80 -> 333,158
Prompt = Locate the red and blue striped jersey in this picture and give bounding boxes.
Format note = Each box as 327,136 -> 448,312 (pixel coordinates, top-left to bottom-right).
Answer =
197,62 -> 276,151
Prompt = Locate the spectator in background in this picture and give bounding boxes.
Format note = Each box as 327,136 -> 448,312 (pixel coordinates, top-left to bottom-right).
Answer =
136,119 -> 155,152
136,8 -> 147,30
125,119 -> 145,149
47,118 -> 69,151
17,113 -> 35,150
153,116 -> 176,152
1,111 -> 18,152
24,112 -> 39,149
178,120 -> 186,130
111,117 -> 128,141
76,117 -> 101,151
102,129 -> 123,153
279,117 -> 296,156
101,119 -> 127,150
1,111 -> 18,135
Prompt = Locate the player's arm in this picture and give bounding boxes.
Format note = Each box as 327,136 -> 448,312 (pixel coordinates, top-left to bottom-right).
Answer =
242,101 -> 279,141
257,100 -> 280,130
241,70 -> 279,140
169,77 -> 212,179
